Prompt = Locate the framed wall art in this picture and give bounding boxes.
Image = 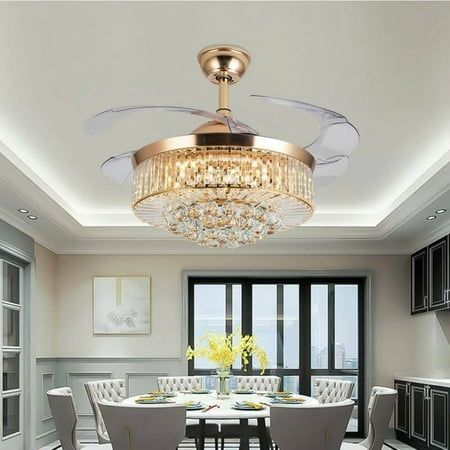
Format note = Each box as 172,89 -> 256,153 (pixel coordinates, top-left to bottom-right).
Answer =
93,276 -> 151,335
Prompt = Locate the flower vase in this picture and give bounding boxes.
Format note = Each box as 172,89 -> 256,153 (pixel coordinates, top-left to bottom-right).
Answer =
216,368 -> 230,399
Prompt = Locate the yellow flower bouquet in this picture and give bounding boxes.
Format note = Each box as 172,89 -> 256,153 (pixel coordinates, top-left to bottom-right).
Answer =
186,332 -> 268,375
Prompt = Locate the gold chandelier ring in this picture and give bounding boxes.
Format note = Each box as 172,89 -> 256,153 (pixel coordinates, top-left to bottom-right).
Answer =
134,133 -> 316,171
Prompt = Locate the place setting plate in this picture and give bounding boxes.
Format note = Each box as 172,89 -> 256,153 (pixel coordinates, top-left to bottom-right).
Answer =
135,396 -> 176,404
232,401 -> 265,411
233,389 -> 255,394
147,391 -> 177,398
189,389 -> 212,394
270,397 -> 306,404
183,401 -> 205,411
265,391 -> 293,398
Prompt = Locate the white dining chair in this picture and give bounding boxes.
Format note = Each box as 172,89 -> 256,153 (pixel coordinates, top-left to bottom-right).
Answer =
220,376 -> 280,450
99,400 -> 186,450
84,379 -> 126,444
341,386 -> 397,450
270,399 -> 354,450
313,379 -> 355,403
157,375 -> 204,392
47,387 -> 112,450
236,375 -> 281,392
157,375 -> 219,450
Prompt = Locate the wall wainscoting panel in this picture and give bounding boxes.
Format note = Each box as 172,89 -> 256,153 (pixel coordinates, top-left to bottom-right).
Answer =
35,357 -> 185,446
35,360 -> 59,448
41,372 -> 54,421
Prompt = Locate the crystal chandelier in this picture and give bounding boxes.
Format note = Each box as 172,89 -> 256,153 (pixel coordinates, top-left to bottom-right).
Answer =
96,45 -> 358,248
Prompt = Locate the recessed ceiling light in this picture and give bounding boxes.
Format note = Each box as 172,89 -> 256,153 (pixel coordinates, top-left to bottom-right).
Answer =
18,208 -> 29,214
27,215 -> 38,220
436,209 -> 447,214
426,215 -> 436,221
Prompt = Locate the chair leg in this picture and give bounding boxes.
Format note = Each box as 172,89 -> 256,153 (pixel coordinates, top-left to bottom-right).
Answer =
215,436 -> 218,450
221,437 -> 225,450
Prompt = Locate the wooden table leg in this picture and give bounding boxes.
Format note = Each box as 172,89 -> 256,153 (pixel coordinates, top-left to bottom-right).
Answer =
198,419 -> 206,450
257,418 -> 270,450
239,419 -> 250,450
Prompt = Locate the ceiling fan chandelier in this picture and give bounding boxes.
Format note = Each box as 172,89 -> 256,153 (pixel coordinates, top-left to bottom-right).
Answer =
90,45 -> 359,248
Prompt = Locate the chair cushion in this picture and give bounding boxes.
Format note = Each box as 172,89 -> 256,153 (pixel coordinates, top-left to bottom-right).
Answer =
341,442 -> 365,450
81,444 -> 113,450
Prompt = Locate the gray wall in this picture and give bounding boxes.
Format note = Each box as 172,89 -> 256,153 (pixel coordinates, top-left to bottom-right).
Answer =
0,218 -> 34,260
35,357 -> 185,445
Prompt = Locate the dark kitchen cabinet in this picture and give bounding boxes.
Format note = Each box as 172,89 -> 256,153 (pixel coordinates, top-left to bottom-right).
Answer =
429,387 -> 449,450
395,380 -> 410,438
412,249 -> 428,314
395,379 -> 450,450
410,384 -> 428,448
429,237 -> 449,311
411,235 -> 450,315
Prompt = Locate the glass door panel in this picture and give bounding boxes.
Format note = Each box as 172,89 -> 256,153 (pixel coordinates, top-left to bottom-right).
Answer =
2,395 -> 20,437
283,285 -> 299,369
252,285 -> 277,369
1,260 -> 23,448
2,263 -> 19,305
335,285 -> 358,369
3,309 -> 19,348
2,353 -> 19,392
311,285 -> 328,369
193,284 -> 226,369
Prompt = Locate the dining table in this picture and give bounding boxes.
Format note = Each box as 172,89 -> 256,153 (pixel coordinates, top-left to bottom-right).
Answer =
122,391 -> 319,450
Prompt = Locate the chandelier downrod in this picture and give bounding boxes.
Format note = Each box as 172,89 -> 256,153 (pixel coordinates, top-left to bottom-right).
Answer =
217,75 -> 231,116
198,44 -> 251,118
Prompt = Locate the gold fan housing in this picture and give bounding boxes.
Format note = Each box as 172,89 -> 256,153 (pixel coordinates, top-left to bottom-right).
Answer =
131,46 -> 315,248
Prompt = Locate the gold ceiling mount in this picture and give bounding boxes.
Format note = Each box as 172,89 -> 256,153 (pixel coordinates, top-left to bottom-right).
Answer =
197,44 -> 251,85
198,44 -> 251,117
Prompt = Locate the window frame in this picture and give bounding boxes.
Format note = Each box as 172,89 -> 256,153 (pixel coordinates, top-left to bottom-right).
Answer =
188,276 -> 365,437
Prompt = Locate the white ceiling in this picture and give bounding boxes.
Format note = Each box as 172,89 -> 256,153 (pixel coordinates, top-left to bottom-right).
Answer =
0,1 -> 449,254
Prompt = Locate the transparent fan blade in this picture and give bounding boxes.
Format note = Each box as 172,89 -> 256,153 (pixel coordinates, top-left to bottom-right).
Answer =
314,156 -> 349,188
86,105 -> 227,135
101,151 -> 136,184
86,105 -> 258,135
251,94 -> 345,119
225,117 -> 259,135
251,94 -> 359,185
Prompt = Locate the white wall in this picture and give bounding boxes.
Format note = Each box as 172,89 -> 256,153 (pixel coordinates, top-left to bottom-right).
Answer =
34,244 -> 58,356
33,248 -> 450,388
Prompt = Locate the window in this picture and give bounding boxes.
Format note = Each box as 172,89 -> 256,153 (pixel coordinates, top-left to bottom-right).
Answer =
188,277 -> 365,436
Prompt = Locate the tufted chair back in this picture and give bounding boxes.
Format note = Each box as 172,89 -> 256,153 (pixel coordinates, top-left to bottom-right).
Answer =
85,379 -> 126,444
271,400 -> 354,450
313,379 -> 354,404
359,386 -> 397,450
99,400 -> 185,450
47,387 -> 80,450
236,375 -> 281,392
157,376 -> 204,393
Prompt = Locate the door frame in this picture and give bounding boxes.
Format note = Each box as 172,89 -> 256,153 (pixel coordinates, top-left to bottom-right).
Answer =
0,242 -> 34,450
